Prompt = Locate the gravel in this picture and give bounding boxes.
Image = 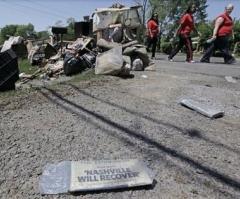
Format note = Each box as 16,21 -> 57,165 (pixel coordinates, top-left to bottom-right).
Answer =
1,58 -> 240,199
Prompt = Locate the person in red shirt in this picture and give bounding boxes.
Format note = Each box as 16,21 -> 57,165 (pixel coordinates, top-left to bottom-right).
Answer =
146,13 -> 159,60
200,4 -> 236,64
168,3 -> 201,63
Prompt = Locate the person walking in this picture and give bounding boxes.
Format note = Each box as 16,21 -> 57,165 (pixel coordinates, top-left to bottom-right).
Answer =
200,4 -> 236,64
146,13 -> 159,60
168,3 -> 201,63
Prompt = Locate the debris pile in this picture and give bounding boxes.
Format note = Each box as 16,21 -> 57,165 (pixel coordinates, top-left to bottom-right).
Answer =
0,3 -> 155,91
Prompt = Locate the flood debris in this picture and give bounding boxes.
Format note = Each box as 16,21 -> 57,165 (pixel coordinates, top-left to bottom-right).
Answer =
1,36 -> 27,58
1,3 -> 155,90
179,98 -> 224,118
39,159 -> 155,195
0,49 -> 19,91
225,76 -> 237,83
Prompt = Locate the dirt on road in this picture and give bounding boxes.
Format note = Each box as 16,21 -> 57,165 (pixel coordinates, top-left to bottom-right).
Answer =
1,58 -> 240,199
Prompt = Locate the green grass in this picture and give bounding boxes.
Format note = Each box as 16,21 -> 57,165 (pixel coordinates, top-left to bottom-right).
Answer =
70,71 -> 98,83
0,70 -> 99,99
0,86 -> 37,99
0,57 -> 100,98
48,70 -> 99,89
18,59 -> 39,74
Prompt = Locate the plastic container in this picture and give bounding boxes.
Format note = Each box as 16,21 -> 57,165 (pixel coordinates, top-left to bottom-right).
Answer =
192,37 -> 200,41
206,38 -> 214,43
0,49 -> 19,91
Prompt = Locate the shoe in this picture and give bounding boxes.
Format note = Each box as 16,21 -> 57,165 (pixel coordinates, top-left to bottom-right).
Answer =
186,60 -> 195,63
200,60 -> 210,63
225,59 -> 236,64
151,57 -> 157,60
168,58 -> 174,62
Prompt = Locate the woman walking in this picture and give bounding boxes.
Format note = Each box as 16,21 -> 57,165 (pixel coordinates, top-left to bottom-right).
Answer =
200,4 -> 236,64
146,13 -> 159,60
168,3 -> 201,63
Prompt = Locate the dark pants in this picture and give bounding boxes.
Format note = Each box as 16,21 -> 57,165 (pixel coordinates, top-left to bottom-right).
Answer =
168,33 -> 193,61
146,36 -> 158,57
200,36 -> 235,63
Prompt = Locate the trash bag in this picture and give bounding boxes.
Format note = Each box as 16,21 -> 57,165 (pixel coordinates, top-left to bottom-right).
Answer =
63,52 -> 87,76
132,58 -> 143,71
82,51 -> 97,68
95,46 -> 124,75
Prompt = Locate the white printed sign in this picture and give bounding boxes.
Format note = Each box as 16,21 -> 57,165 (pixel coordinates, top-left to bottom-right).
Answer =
69,159 -> 154,192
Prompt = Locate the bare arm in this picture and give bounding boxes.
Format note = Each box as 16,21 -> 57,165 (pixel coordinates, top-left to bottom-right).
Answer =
174,24 -> 182,38
148,28 -> 153,37
213,17 -> 224,40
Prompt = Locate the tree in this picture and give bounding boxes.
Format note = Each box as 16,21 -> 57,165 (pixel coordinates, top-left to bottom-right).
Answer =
197,20 -> 213,52
36,31 -> 49,40
0,23 -> 36,44
64,17 -> 76,41
15,23 -> 36,39
55,20 -> 64,27
134,0 -> 151,41
0,25 -> 18,43
150,0 -> 208,40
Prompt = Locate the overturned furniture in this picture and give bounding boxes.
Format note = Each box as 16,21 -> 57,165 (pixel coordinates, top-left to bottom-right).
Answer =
93,5 -> 142,43
0,49 -> 19,91
1,36 -> 27,58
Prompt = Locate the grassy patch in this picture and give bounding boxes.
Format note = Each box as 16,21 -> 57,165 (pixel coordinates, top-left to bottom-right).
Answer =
18,59 -> 39,74
47,71 -> 99,89
70,71 -> 99,83
0,87 -> 38,100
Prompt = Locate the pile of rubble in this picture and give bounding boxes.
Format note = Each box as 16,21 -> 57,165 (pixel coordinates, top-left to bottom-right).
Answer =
0,3 -> 155,91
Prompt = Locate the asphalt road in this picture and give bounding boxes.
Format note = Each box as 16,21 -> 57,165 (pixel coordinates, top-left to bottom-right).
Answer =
154,54 -> 240,77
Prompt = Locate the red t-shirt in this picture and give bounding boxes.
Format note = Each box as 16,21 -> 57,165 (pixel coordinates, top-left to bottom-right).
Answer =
216,13 -> 233,36
179,13 -> 194,34
146,20 -> 159,37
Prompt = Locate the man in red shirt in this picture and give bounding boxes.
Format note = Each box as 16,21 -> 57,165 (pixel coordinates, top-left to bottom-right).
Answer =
146,13 -> 159,60
200,4 -> 236,64
168,3 -> 201,63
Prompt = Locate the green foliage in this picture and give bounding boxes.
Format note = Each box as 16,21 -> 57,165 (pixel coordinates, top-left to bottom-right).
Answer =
233,19 -> 240,42
63,17 -> 75,41
0,24 -> 18,43
197,20 -> 213,50
15,24 -> 36,38
134,0 -> 150,38
136,0 -> 209,46
36,31 -> 49,40
0,23 -> 36,44
70,71 -> 98,83
161,42 -> 173,54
